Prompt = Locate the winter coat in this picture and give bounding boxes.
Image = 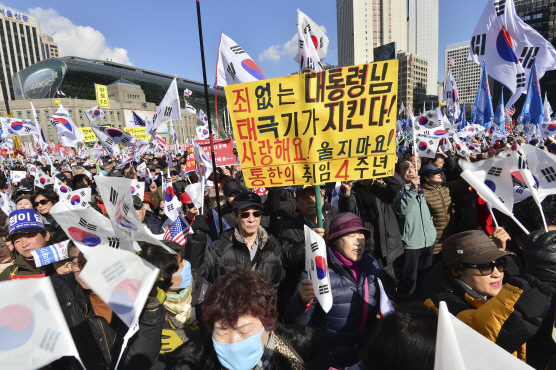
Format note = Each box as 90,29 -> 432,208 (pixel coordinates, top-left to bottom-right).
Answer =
143,210 -> 165,235
393,184 -> 437,249
266,187 -> 298,238
0,247 -> 47,281
172,180 -> 188,198
420,179 -> 469,254
207,201 -> 271,240
48,275 -> 165,370
285,247 -> 383,368
185,226 -> 285,291
422,261 -> 552,360
338,174 -> 404,265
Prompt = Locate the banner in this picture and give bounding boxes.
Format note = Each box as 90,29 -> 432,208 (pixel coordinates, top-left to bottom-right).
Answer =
31,240 -> 70,267
225,61 -> 398,187
124,127 -> 151,141
184,138 -> 236,172
78,127 -> 98,143
95,84 -> 110,108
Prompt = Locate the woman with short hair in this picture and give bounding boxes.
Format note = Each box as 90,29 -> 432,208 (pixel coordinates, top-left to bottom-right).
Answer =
31,187 -> 66,242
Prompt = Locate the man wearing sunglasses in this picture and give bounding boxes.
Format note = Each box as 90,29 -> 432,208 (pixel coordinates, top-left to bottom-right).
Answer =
422,230 -> 552,360
167,167 -> 187,198
0,209 -> 51,281
186,191 -> 285,291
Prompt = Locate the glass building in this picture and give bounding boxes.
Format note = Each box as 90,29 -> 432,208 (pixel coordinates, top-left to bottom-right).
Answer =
12,56 -> 227,121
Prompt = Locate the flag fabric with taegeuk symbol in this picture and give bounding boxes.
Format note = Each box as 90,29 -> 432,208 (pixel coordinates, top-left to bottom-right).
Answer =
162,176 -> 181,223
130,179 -> 145,201
538,123 -> 556,141
0,278 -> 84,369
83,105 -> 105,123
415,135 -> 440,159
34,167 -> 54,189
216,33 -> 265,87
304,225 -> 333,313
91,126 -> 134,149
49,104 -> 85,148
1,117 -> 38,137
519,145 -> 556,199
147,77 -> 181,137
59,188 -> 91,210
453,136 -> 470,158
295,9 -> 329,64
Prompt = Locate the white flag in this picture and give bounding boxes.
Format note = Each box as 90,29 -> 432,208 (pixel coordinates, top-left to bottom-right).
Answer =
34,166 -> 55,188
416,136 -> 441,159
184,182 -> 204,210
0,278 -> 83,370
83,105 -> 105,123
295,9 -> 329,63
1,117 -> 38,137
90,125 -> 134,148
198,109 -> 209,126
49,104 -> 85,148
538,122 -> 556,141
453,136 -> 471,158
148,77 -> 181,136
297,17 -> 323,73
184,100 -> 197,114
0,190 -> 15,216
434,301 -> 533,370
59,188 -> 92,210
519,144 -> 556,199
162,176 -> 181,223
30,101 -> 47,147
192,139 -> 213,180
544,94 -> 553,123
416,110 -> 443,129
130,179 -> 145,201
304,225 -> 333,313
216,33 -> 265,86
443,71 -> 460,117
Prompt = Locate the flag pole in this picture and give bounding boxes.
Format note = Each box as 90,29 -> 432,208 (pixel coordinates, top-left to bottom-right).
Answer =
315,185 -> 323,229
195,0 -> 224,234
214,32 -> 223,137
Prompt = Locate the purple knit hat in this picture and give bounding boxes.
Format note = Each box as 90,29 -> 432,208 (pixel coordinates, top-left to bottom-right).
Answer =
328,212 -> 371,241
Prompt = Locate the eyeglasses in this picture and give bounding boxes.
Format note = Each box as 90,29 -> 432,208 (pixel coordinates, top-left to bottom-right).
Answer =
34,199 -> 51,207
462,257 -> 506,276
70,261 -> 85,269
170,172 -> 178,176
239,210 -> 261,219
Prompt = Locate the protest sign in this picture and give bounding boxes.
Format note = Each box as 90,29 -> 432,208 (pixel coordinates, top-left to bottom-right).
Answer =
78,127 -> 98,143
31,240 -> 70,267
184,138 -> 236,172
225,61 -> 398,187
10,170 -> 26,184
124,127 -> 151,141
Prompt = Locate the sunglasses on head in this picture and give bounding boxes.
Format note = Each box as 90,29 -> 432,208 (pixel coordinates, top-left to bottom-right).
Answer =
239,210 -> 261,219
34,199 -> 50,207
462,257 -> 506,276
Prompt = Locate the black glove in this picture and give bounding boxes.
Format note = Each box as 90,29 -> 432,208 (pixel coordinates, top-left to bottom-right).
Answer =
192,215 -> 209,234
523,230 -> 556,285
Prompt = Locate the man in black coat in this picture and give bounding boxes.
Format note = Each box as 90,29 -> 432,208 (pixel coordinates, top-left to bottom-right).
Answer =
185,192 -> 285,291
338,173 -> 404,295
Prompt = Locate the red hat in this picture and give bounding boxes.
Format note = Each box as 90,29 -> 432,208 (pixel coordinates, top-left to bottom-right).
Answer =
179,192 -> 193,205
142,192 -> 155,209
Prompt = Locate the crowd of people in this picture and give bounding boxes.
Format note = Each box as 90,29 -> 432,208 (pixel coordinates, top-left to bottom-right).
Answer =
1,137 -> 556,370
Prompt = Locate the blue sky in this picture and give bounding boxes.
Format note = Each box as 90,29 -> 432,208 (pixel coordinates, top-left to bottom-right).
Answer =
12,0 -> 487,84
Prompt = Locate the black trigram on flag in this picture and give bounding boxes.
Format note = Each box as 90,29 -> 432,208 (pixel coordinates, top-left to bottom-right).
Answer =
520,47 -> 540,69
488,167 -> 503,176
102,261 -> 125,283
40,328 -> 61,352
471,34 -> 486,56
108,237 -> 120,249
167,204 -> 174,211
311,242 -> 318,252
79,218 -> 97,231
494,0 -> 505,16
230,45 -> 245,55
318,284 -> 330,294
122,202 -> 130,215
109,187 -> 118,205
515,187 -> 525,194
227,62 -> 237,80
426,112 -> 434,119
541,167 -> 556,183
516,73 -> 526,88
516,154 -> 528,170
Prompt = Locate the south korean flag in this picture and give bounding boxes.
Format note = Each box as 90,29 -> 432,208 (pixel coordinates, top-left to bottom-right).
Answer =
416,136 -> 441,159
83,106 -> 105,123
304,225 -> 332,313
415,110 -> 442,130
453,136 -> 470,158
1,117 -> 38,137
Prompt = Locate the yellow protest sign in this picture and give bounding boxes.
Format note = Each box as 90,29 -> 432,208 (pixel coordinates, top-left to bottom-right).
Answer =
124,127 -> 151,141
78,127 -> 98,143
95,84 -> 110,108
225,60 -> 398,188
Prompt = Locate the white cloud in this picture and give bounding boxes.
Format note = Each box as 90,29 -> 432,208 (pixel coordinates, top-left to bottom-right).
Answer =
259,25 -> 327,63
27,7 -> 132,65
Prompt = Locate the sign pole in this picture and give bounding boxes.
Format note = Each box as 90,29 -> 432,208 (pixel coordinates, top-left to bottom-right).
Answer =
314,185 -> 323,229
195,0 -> 224,234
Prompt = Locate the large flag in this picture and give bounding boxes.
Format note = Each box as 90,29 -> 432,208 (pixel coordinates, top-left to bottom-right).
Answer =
297,12 -> 323,73
543,93 -> 553,123
470,62 -> 495,129
295,9 -> 329,63
90,126 -> 134,149
443,71 -> 460,117
0,278 -> 83,369
304,225 -> 332,313
132,110 -> 146,127
30,101 -> 47,148
216,33 -> 265,86
163,217 -> 190,246
434,302 -> 533,370
49,104 -> 85,148
83,105 -> 105,123
467,0 -> 527,96
148,77 -> 181,136
524,60 -> 544,125
1,117 -> 38,138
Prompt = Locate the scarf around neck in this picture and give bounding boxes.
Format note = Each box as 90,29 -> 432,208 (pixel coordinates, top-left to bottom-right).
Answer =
332,248 -> 361,282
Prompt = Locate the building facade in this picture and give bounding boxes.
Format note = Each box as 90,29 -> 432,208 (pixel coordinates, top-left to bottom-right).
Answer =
397,52 -> 428,114
408,0 -> 438,96
337,0 -> 407,67
41,34 -> 59,59
0,6 -> 43,102
444,41 -> 482,107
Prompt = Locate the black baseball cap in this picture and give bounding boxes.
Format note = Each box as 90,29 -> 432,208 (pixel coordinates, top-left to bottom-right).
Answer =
419,164 -> 445,177
231,192 -> 263,211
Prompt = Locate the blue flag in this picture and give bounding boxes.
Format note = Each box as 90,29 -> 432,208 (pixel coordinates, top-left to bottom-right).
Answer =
456,102 -> 466,131
493,89 -> 505,132
132,110 -> 146,127
528,60 -> 544,125
470,62 -> 494,129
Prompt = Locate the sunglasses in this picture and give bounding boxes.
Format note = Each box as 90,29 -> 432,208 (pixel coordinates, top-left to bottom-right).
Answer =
171,172 -> 179,176
184,203 -> 196,209
239,210 -> 261,219
34,199 -> 51,207
462,257 -> 506,276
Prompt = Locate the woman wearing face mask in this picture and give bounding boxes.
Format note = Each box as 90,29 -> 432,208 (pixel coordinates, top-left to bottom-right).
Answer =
139,241 -> 210,360
162,267 -> 335,370
285,212 -> 388,369
422,230 -> 553,362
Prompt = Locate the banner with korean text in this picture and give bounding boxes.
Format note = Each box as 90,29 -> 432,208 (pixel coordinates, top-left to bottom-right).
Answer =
124,127 -> 151,141
78,127 -> 98,143
185,138 -> 236,172
225,60 -> 398,187
95,84 -> 110,108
